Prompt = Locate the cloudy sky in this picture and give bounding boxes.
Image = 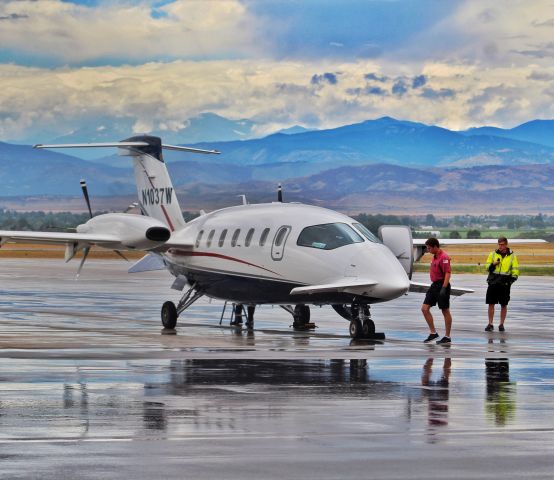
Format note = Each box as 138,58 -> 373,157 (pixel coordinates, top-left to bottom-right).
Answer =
1,0 -> 554,142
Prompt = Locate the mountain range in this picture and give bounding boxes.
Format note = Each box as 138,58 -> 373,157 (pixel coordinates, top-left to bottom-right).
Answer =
1,116 -> 554,213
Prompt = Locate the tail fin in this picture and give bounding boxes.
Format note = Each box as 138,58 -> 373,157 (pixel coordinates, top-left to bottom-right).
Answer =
34,135 -> 220,233
120,136 -> 185,231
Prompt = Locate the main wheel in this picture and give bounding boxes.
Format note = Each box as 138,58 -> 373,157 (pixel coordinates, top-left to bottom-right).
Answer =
349,319 -> 363,339
161,301 -> 178,329
293,304 -> 311,329
362,319 -> 375,337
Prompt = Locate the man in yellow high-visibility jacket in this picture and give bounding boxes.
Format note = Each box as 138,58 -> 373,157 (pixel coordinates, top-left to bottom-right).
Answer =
485,236 -> 519,332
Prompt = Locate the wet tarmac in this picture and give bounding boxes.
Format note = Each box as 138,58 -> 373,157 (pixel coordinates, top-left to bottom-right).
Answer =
1,259 -> 554,479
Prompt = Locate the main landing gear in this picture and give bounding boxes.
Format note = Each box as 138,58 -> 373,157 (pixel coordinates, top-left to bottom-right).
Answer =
332,304 -> 385,340
280,304 -> 316,330
161,285 -> 203,329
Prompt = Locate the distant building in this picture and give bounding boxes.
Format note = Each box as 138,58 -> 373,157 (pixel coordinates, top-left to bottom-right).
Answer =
415,230 -> 441,237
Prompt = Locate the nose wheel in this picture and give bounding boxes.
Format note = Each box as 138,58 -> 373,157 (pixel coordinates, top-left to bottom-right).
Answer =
333,304 -> 384,340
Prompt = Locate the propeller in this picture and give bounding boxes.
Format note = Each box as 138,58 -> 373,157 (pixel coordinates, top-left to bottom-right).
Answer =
80,179 -> 93,218
72,179 -> 129,278
277,183 -> 283,202
76,247 -> 90,279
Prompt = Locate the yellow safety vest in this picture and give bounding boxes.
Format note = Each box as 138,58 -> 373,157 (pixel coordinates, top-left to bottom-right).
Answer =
486,250 -> 519,278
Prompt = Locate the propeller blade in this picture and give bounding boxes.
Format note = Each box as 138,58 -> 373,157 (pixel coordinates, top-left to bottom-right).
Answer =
277,183 -> 283,202
114,250 -> 129,262
80,180 -> 93,219
76,246 -> 90,279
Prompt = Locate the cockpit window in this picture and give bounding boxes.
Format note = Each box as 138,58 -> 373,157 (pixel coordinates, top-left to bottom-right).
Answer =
297,223 -> 364,250
352,223 -> 381,243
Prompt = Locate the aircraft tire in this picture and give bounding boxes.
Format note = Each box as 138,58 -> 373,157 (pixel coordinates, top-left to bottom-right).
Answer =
349,319 -> 363,339
161,301 -> 178,329
293,304 -> 310,328
362,319 -> 375,337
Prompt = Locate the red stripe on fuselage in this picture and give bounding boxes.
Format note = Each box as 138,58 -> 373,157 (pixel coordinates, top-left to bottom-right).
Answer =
168,250 -> 282,276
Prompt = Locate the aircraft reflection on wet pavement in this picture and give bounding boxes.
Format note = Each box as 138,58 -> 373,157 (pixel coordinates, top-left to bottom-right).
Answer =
15,358 -> 520,440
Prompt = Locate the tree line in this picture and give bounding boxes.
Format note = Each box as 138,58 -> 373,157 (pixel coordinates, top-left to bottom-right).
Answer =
0,209 -> 551,239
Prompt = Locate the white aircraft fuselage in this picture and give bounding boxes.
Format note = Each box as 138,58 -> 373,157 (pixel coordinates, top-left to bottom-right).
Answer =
162,202 -> 411,305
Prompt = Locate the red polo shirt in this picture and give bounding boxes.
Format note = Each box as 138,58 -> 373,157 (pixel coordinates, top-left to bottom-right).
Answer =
430,249 -> 451,283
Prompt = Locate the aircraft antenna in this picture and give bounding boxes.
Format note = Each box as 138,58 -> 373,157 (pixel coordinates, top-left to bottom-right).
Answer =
277,183 -> 283,202
80,179 -> 93,218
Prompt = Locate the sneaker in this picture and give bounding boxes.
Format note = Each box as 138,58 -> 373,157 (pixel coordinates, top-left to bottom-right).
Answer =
424,333 -> 439,343
436,336 -> 451,344
485,324 -> 494,332
498,324 -> 505,332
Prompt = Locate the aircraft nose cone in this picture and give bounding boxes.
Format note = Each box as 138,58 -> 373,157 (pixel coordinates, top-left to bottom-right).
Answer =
355,244 -> 410,300
377,273 -> 410,299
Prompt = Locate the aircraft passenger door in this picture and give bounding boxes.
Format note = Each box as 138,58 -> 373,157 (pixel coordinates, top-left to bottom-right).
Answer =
378,225 -> 414,279
271,225 -> 292,261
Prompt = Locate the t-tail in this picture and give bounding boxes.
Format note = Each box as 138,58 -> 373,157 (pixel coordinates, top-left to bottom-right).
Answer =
34,135 -> 220,232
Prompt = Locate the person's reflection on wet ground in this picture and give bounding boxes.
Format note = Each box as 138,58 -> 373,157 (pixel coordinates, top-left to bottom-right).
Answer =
421,357 -> 451,440
143,401 -> 168,431
485,340 -> 516,426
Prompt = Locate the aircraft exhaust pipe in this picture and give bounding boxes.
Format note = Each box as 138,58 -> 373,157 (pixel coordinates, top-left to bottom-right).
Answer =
146,226 -> 171,242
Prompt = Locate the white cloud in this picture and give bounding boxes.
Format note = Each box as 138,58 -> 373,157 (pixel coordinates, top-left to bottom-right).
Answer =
3,58 -> 554,142
2,0 -> 554,141
0,0 -> 261,63
399,0 -> 554,67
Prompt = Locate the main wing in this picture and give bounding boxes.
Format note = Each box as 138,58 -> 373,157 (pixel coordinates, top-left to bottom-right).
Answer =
0,230 -> 120,247
0,230 -> 126,263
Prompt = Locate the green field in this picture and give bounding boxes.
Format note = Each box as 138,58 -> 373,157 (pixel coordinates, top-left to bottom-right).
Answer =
413,263 -> 554,276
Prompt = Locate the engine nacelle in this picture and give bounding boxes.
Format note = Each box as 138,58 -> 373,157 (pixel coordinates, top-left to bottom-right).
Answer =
76,213 -> 171,250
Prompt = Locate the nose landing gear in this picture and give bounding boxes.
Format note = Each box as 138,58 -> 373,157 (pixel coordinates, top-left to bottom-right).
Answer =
332,304 -> 384,340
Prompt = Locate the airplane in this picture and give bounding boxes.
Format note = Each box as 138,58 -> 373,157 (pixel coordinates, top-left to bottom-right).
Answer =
0,135 -> 546,339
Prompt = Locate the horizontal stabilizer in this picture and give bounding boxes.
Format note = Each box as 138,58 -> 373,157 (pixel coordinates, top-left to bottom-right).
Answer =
409,281 -> 474,296
290,278 -> 378,296
161,144 -> 220,154
34,142 -> 149,149
128,253 -> 167,273
34,142 -> 220,155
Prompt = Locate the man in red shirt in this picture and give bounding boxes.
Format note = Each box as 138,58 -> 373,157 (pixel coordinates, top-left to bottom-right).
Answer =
421,237 -> 453,344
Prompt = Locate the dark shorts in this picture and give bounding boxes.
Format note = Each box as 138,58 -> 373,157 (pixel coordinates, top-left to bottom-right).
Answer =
424,281 -> 451,310
486,283 -> 511,306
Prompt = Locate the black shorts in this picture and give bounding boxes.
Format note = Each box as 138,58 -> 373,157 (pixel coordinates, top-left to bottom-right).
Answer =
486,283 -> 511,306
424,281 -> 451,310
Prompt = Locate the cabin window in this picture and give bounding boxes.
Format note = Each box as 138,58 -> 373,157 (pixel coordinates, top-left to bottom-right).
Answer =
352,223 -> 381,243
231,228 -> 241,247
195,230 -> 204,248
274,226 -> 288,247
297,223 -> 364,250
245,228 -> 255,247
259,228 -> 270,246
218,229 -> 228,247
206,229 -> 215,247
